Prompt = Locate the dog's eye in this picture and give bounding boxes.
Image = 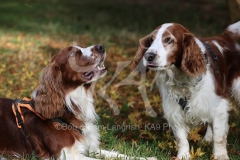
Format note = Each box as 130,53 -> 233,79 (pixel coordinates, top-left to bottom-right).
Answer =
70,52 -> 76,57
164,37 -> 173,44
149,37 -> 154,45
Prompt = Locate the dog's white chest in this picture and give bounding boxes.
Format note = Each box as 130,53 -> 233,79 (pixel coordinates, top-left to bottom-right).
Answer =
159,70 -> 221,126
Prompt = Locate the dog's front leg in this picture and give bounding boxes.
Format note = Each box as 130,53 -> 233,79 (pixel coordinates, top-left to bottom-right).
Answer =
172,127 -> 190,160
212,99 -> 230,160
202,124 -> 213,142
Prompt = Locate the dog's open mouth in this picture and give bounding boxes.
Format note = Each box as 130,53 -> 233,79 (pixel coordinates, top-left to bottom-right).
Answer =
82,61 -> 107,80
147,64 -> 158,68
147,63 -> 169,70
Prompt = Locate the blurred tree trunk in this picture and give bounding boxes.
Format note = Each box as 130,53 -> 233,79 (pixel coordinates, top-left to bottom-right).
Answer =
226,0 -> 240,22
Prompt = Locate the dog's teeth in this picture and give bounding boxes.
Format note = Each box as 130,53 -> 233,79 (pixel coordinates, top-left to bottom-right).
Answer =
100,64 -> 105,69
96,64 -> 105,70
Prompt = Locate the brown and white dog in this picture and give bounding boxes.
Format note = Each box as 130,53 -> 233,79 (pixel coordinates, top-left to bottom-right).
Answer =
0,44 -> 107,159
133,21 -> 240,159
0,45 -> 156,160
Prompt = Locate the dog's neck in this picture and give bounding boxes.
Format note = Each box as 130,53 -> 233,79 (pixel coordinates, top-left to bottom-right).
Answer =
65,85 -> 98,122
156,66 -> 204,101
32,83 -> 97,122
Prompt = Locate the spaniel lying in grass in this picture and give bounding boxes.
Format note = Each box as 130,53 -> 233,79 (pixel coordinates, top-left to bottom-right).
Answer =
0,44 -> 156,160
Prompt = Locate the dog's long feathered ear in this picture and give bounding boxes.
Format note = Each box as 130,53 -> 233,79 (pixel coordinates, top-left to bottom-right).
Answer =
132,35 -> 152,72
34,61 -> 65,119
181,33 -> 206,77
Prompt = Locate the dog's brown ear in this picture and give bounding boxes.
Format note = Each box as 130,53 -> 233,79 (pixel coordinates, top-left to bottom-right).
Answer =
132,34 -> 152,72
34,61 -> 65,119
181,33 -> 206,77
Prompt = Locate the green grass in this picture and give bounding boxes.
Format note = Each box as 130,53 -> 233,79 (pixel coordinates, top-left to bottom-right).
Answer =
0,0 -> 240,159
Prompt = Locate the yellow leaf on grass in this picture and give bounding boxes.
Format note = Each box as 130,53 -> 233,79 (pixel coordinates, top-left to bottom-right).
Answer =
168,142 -> 173,149
127,101 -> 135,108
158,140 -> 178,151
188,127 -> 202,142
139,130 -> 156,140
102,113 -> 111,119
190,146 -> 205,159
128,111 -> 141,124
152,95 -> 160,103
173,140 -> 178,151
163,130 -> 171,140
110,88 -> 120,100
132,139 -> 138,148
230,122 -> 236,128
158,141 -> 167,150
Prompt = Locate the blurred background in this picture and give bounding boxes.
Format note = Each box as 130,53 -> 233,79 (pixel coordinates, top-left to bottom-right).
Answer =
0,0 -> 240,159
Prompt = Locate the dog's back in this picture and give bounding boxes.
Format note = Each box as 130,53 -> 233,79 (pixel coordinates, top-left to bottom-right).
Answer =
199,21 -> 240,103
223,22 -> 240,103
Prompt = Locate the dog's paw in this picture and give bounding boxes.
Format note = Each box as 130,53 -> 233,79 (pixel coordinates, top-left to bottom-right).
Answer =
213,147 -> 229,160
176,152 -> 191,160
214,154 -> 229,160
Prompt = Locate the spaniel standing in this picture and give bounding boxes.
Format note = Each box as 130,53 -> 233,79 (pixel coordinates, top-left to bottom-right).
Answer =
0,45 -> 156,160
133,21 -> 240,159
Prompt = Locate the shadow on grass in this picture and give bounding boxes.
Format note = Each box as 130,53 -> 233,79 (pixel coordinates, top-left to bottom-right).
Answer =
0,0 -> 230,37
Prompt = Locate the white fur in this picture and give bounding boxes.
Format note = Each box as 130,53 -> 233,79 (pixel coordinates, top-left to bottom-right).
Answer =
65,86 -> 97,122
60,122 -> 100,160
32,89 -> 37,99
236,43 -> 240,51
227,21 -> 240,36
158,69 -> 221,126
231,77 -> 240,104
60,141 -> 91,160
203,125 -> 213,142
194,38 -> 206,54
61,86 -> 99,159
74,45 -> 93,57
212,40 -> 224,54
185,70 -> 219,125
143,23 -> 173,67
212,99 -> 229,160
172,128 -> 191,159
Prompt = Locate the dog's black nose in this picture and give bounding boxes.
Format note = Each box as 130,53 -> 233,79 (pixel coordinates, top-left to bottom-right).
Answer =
95,44 -> 105,53
145,52 -> 156,62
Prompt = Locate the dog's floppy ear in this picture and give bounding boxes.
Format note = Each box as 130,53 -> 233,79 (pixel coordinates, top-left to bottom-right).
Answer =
132,34 -> 152,72
34,61 -> 65,119
181,33 -> 206,77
